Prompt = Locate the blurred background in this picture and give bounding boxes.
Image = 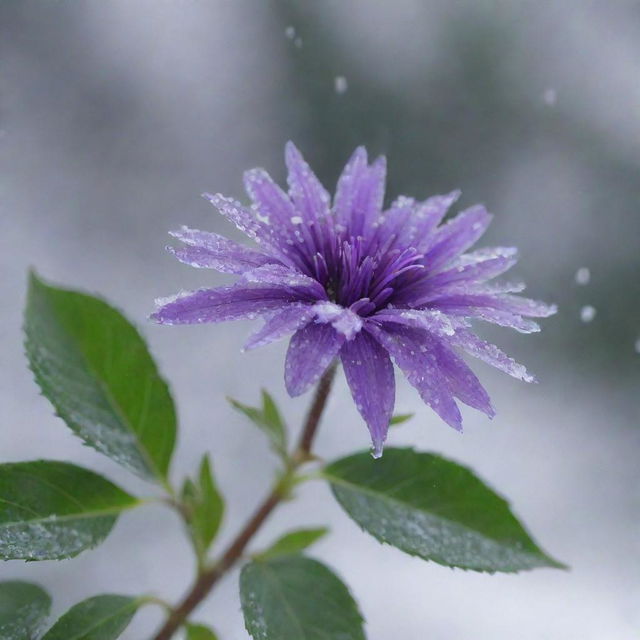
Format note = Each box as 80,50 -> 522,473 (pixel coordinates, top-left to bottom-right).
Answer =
1,1 -> 639,638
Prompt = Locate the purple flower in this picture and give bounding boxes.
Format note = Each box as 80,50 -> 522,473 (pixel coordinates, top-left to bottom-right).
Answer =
153,143 -> 556,457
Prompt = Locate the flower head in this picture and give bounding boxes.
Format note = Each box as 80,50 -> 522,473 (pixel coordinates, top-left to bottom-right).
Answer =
153,143 -> 556,457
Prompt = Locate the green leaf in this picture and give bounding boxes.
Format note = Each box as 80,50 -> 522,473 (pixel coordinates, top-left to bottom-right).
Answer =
324,448 -> 566,573
256,527 -> 329,560
185,622 -> 219,640
181,455 -> 224,558
228,390 -> 287,459
0,460 -> 140,560
24,271 -> 177,483
0,581 -> 51,639
389,413 -> 414,426
240,555 -> 365,640
41,594 -> 141,640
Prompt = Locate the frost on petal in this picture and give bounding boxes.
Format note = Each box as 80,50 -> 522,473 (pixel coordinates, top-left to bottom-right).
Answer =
369,324 -> 462,431
334,146 -> 367,228
371,308 -> 456,336
448,328 -> 536,382
313,301 -> 363,340
427,296 -> 542,333
203,193 -> 263,241
285,141 -> 331,223
388,190 -> 461,251
242,264 -> 327,300
168,227 -> 275,273
285,323 -> 344,396
151,283 -> 311,325
243,168 -> 301,251
422,248 -> 519,291
334,147 -> 386,239
498,295 -> 558,318
431,291 -> 556,320
428,334 -> 495,417
244,168 -> 296,224
244,303 -> 315,350
340,331 -> 395,457
425,204 -> 493,272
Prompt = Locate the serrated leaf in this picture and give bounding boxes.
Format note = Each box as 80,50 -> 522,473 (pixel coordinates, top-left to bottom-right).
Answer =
41,594 -> 140,640
324,448 -> 566,573
0,581 -> 51,639
389,413 -> 414,426
256,527 -> 329,560
240,555 -> 365,640
24,271 -> 176,482
181,454 -> 224,558
186,622 -> 219,640
0,460 -> 139,560
229,390 -> 287,459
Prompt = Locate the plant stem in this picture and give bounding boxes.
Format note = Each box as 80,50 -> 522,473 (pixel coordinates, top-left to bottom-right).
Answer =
151,364 -> 338,640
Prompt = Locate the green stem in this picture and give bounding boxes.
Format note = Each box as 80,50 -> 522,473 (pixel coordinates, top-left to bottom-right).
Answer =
151,364 -> 338,640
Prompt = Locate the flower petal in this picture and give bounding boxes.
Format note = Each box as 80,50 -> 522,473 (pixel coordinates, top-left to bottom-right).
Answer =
168,226 -> 275,273
425,204 -> 493,272
244,303 -> 315,350
382,190 -> 461,252
428,334 -> 495,417
203,192 -> 263,242
369,324 -> 462,431
334,147 -> 387,239
243,168 -> 304,260
340,331 -> 395,457
242,264 -> 327,299
285,322 -> 344,396
448,328 -> 536,382
285,141 -> 331,223
371,308 -> 457,336
422,247 -> 519,291
424,293 -> 542,332
152,283 -> 310,325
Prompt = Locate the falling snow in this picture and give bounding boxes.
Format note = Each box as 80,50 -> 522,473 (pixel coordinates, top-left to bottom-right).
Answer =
575,267 -> 590,285
580,305 -> 596,323
334,76 -> 348,94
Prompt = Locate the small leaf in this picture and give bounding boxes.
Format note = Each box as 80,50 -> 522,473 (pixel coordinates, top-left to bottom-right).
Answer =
228,390 -> 287,459
24,271 -> 177,483
389,413 -> 414,426
41,594 -> 141,640
181,455 -> 224,558
256,527 -> 329,560
186,622 -> 219,640
324,448 -> 566,573
240,555 -> 365,640
0,460 -> 139,560
0,581 -> 51,639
